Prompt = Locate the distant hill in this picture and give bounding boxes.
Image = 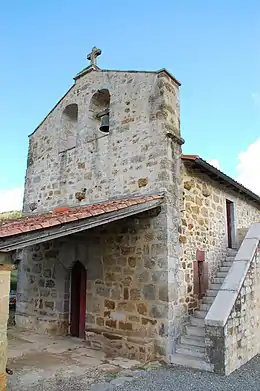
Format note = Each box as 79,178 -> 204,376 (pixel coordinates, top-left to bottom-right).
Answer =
0,210 -> 22,221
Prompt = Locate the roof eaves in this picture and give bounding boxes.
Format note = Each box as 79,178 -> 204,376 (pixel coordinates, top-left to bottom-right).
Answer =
181,154 -> 199,161
156,68 -> 181,86
0,195 -> 164,252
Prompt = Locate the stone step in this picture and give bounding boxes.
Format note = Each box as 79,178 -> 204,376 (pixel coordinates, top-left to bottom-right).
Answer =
181,335 -> 205,348
226,248 -> 238,255
223,261 -> 233,267
216,271 -> 228,278
176,344 -> 205,358
200,303 -> 211,311
214,277 -> 225,284
206,290 -> 218,297
219,266 -> 230,272
226,254 -> 236,260
202,296 -> 214,304
191,316 -> 204,327
226,254 -> 237,260
170,353 -> 213,372
186,325 -> 205,337
209,283 -> 222,290
194,310 -> 207,319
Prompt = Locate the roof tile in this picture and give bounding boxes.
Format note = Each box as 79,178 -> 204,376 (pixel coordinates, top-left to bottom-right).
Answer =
0,194 -> 164,239
90,208 -> 105,216
125,200 -> 137,206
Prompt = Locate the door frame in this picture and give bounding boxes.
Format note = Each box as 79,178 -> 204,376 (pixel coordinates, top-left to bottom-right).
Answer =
70,261 -> 86,338
226,199 -> 235,249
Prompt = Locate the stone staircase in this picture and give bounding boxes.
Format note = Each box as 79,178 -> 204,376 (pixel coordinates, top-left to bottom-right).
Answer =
170,248 -> 237,371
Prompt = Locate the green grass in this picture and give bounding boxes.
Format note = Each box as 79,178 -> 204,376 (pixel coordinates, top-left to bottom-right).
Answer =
0,210 -> 22,221
105,371 -> 119,379
10,269 -> 17,291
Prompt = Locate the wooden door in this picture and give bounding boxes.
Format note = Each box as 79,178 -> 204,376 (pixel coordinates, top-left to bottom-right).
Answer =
226,200 -> 234,248
70,261 -> 86,338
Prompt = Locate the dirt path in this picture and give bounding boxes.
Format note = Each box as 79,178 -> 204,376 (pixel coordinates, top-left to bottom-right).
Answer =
7,327 -> 143,390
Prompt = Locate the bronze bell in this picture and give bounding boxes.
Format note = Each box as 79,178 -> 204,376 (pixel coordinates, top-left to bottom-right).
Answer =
100,114 -> 109,133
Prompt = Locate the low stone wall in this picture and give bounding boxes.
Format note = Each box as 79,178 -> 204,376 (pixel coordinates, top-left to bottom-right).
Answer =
205,223 -> 260,375
85,330 -> 154,362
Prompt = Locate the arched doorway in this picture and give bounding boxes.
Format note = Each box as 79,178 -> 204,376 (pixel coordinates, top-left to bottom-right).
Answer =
70,261 -> 86,338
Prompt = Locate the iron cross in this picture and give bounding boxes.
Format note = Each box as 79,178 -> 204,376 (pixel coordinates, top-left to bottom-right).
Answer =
87,47 -> 102,67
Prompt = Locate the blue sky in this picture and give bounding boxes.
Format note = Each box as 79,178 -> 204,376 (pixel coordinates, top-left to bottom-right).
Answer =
1,0 -> 260,210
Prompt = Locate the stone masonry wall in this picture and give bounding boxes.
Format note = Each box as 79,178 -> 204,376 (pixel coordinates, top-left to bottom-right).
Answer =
23,69 -> 181,214
83,209 -> 169,361
205,245 -> 260,375
17,207 -> 176,361
16,240 -> 70,335
179,165 -> 260,313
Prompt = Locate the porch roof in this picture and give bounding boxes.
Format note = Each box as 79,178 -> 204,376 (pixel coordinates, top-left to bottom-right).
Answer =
0,194 -> 163,252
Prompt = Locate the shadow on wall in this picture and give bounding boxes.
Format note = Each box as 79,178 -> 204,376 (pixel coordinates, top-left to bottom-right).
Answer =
8,266 -> 18,326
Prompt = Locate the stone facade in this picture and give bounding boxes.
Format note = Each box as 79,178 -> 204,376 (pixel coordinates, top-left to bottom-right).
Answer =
179,165 -> 260,313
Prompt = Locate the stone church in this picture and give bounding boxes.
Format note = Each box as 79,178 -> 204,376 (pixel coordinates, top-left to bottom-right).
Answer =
0,47 -> 260,375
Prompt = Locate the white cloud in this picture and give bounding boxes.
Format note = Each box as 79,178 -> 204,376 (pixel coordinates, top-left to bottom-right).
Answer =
236,138 -> 260,195
0,188 -> 24,213
207,159 -> 221,170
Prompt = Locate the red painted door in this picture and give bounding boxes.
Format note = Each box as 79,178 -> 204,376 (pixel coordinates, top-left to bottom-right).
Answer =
70,261 -> 86,338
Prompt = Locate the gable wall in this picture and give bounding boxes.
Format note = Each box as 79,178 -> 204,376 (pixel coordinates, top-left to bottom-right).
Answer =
23,70 -> 180,214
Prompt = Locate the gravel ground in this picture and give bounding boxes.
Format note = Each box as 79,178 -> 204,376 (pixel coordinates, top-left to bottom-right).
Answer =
111,356 -> 260,391
8,355 -> 260,391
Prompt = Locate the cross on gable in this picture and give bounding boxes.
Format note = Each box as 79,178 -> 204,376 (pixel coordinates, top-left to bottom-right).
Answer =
87,47 -> 102,67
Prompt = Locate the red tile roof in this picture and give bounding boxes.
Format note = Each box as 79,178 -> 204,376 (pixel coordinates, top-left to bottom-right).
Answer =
0,195 -> 163,239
